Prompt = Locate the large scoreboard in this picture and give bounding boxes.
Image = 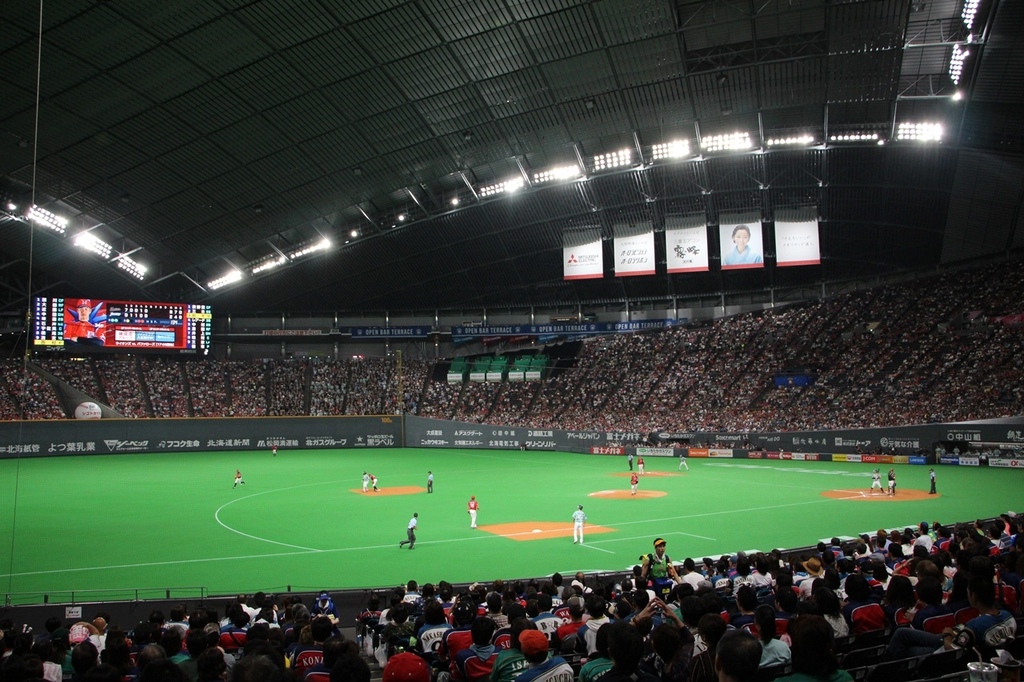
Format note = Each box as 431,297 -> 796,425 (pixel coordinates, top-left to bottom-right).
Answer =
33,297 -> 212,354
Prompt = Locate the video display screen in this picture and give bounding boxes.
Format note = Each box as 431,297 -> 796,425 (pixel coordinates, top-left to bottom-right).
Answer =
32,297 -> 212,354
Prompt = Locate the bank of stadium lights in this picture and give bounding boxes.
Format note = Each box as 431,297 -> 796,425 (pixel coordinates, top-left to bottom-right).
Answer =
949,43 -> 970,85
897,122 -> 943,142
829,132 -> 883,143
117,256 -> 146,280
208,269 -> 243,290
651,140 -> 690,160
701,132 -> 753,153
533,165 -> 581,184
591,149 -> 633,171
289,237 -> 331,259
73,232 -> 112,259
478,177 -> 524,198
27,205 -> 68,234
766,134 -> 816,147
961,0 -> 980,30
251,256 -> 287,275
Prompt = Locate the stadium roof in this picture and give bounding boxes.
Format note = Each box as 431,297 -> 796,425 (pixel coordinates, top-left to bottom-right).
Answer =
1,0 -> 1022,316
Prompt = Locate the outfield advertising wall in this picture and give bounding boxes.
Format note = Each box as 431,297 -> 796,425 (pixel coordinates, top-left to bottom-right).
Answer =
1,414 -> 1022,467
0,415 -> 402,458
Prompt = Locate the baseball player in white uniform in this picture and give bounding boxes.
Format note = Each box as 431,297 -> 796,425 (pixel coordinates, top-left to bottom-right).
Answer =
572,505 -> 587,544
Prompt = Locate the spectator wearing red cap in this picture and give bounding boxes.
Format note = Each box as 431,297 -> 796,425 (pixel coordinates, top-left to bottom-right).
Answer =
490,617 -> 536,682
514,630 -> 571,682
383,653 -> 430,682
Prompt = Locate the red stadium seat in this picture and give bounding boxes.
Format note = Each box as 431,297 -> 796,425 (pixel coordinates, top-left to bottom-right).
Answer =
849,604 -> 887,634
922,613 -> 955,634
954,607 -> 979,625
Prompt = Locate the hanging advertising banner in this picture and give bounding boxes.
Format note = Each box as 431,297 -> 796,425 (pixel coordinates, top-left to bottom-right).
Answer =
563,230 -> 604,280
775,216 -> 821,267
665,216 -> 709,273
614,230 -> 656,277
719,221 -> 765,270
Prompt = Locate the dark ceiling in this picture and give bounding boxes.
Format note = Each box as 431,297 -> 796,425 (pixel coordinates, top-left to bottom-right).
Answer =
1,0 -> 1023,317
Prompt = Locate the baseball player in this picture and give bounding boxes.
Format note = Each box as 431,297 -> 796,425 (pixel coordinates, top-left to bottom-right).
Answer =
630,472 -> 639,495
467,495 -> 479,528
362,471 -> 370,493
678,452 -> 689,471
870,469 -> 882,494
572,505 -> 586,544
233,469 -> 245,488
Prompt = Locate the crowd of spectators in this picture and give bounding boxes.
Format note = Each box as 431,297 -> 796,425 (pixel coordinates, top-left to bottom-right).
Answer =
309,359 -> 351,416
2,265 -> 1022,432
268,360 -> 307,416
0,359 -> 64,419
2,517 -> 1018,682
226,361 -> 268,417
186,361 -> 229,417
142,358 -> 190,418
344,358 -> 392,416
94,359 -> 148,418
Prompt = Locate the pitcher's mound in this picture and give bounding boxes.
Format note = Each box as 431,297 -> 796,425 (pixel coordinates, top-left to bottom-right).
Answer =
822,489 -> 935,502
478,521 -> 615,541
589,490 -> 667,499
349,486 -> 424,496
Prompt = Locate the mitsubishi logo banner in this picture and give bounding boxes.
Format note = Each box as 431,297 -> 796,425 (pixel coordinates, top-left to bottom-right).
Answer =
563,230 -> 603,280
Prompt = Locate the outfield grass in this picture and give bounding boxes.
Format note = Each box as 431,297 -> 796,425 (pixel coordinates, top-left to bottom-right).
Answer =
0,448 -> 1019,605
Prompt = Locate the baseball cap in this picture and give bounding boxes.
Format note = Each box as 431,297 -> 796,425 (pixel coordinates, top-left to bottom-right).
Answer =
653,538 -> 666,547
69,624 -> 91,644
519,630 -> 549,656
383,653 -> 430,682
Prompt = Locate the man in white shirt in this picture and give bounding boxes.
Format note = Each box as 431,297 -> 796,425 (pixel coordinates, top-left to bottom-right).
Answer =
399,513 -> 418,549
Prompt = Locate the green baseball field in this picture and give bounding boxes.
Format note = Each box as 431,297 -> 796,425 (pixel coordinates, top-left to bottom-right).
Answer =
0,449 -> 1019,605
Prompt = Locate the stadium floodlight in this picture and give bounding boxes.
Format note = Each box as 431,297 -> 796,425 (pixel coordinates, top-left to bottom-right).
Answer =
949,43 -> 969,85
251,256 -> 287,275
5,202 -> 15,211
701,132 -> 752,153
961,0 -> 980,30
828,131 -> 883,142
289,237 -> 331,259
478,177 -> 525,197
117,256 -> 146,280
651,140 -> 691,160
533,165 -> 581,184
28,205 -> 68,234
208,269 -> 243,290
897,122 -> 943,142
73,232 -> 113,259
591,149 -> 633,171
765,134 -> 816,147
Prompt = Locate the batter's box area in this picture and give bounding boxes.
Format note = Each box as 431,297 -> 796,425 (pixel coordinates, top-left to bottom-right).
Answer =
478,521 -> 617,541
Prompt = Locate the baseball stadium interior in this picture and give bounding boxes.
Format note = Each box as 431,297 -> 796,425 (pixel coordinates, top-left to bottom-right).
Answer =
1,0 -> 1023,681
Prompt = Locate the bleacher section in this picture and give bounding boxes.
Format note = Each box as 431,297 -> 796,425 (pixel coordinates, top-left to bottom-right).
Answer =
1,265 -> 1021,430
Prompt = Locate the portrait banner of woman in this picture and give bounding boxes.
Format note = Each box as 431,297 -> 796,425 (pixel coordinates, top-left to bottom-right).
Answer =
719,222 -> 764,270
